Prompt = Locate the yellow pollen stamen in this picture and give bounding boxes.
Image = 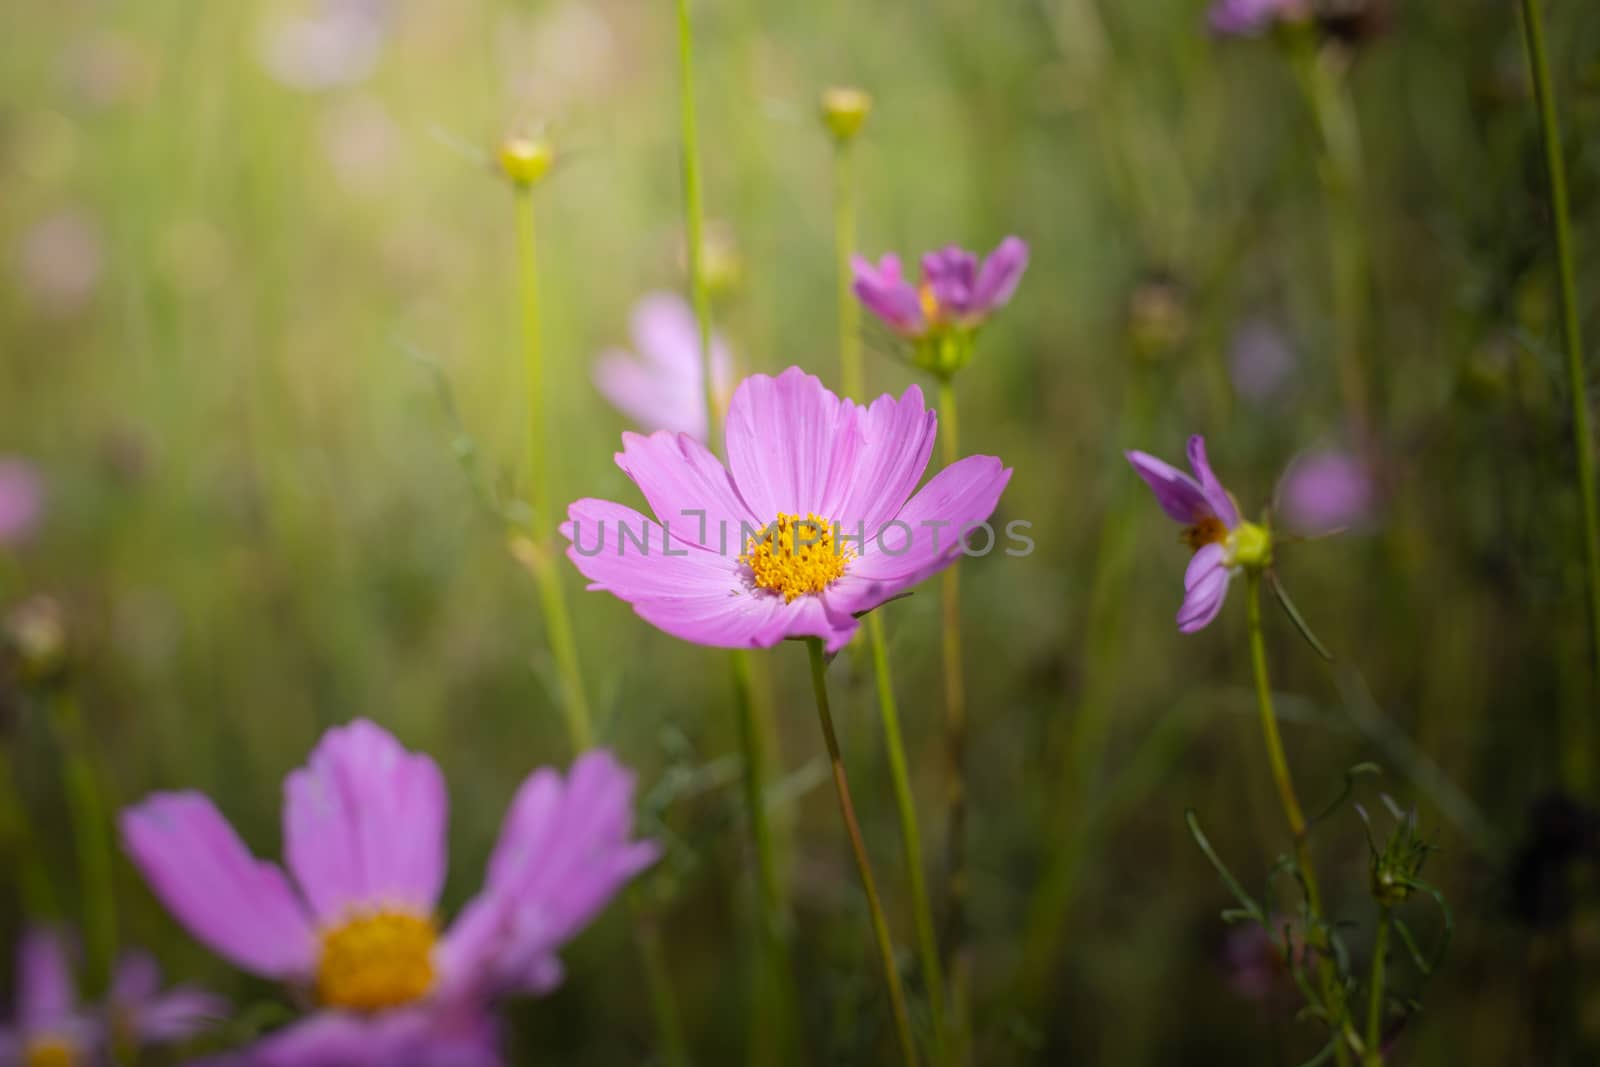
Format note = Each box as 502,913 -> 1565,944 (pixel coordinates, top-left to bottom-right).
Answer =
24,1039 -> 77,1067
917,282 -> 941,325
1182,515 -> 1228,551
316,909 -> 437,1013
740,512 -> 853,602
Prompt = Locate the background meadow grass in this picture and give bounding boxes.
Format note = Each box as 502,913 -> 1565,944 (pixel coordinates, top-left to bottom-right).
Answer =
4,0 -> 1600,1062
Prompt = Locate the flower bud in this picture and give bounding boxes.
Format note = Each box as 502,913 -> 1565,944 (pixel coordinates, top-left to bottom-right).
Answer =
497,135 -> 554,188
820,87 -> 872,143
6,595 -> 68,684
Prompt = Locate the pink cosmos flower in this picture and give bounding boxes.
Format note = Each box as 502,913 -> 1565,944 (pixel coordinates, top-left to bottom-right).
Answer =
0,927 -> 223,1066
120,720 -> 658,1067
0,460 -> 43,547
1127,435 -> 1252,633
593,292 -> 733,444
562,367 -> 1012,654
852,237 -> 1029,342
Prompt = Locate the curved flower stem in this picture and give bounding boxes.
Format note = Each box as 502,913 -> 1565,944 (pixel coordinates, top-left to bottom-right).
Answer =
868,613 -> 949,1061
1245,572 -> 1351,1066
53,689 -> 117,991
806,638 -> 919,1067
1520,0 -> 1600,772
512,187 -> 593,750
833,137 -> 864,400
1364,906 -> 1391,1066
935,379 -> 971,1060
511,175 -> 686,1067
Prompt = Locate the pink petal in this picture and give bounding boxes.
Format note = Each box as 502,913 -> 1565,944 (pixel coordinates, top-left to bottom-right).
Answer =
971,236 -> 1029,315
16,926 -> 75,1032
593,349 -> 707,442
1178,543 -> 1232,633
1187,435 -> 1241,528
225,1006 -> 500,1067
1126,449 -> 1210,524
119,793 -> 314,979
833,385 -> 938,537
283,719 -> 448,922
615,431 -> 758,552
562,498 -> 743,602
131,987 -> 229,1044
723,368 -> 865,522
848,455 -> 1013,592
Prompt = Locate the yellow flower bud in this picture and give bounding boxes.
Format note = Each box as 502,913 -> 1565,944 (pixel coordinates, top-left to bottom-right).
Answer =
820,87 -> 872,143
496,135 -> 554,188
1226,521 -> 1273,571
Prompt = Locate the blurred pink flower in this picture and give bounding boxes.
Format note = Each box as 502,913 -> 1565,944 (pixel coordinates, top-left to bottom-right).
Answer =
1208,0 -> 1310,36
0,459 -> 43,547
853,237 -> 1029,341
259,0 -> 392,92
593,293 -> 733,444
1278,448 -> 1374,534
16,211 -> 104,316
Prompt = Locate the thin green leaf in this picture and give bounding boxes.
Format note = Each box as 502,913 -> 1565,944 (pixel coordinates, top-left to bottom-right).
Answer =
1269,570 -> 1335,661
1311,762 -> 1383,827
1185,810 -> 1267,922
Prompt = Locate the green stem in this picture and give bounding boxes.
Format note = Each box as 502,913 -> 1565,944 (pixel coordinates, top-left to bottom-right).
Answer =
935,379 -> 970,1060
1364,907 -> 1391,1066
806,638 -> 919,1067
512,187 -> 593,750
833,138 -> 864,399
868,613 -> 949,1061
0,737 -> 57,918
676,0 -> 719,434
54,690 -> 117,992
733,648 -> 797,1064
627,898 -> 692,1067
1520,0 -> 1600,757
1245,572 -> 1351,1066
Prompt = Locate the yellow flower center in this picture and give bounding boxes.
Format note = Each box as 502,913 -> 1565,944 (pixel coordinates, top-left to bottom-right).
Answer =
741,513 -> 853,602
24,1039 -> 77,1067
918,282 -> 942,325
316,909 -> 437,1013
1181,515 -> 1228,551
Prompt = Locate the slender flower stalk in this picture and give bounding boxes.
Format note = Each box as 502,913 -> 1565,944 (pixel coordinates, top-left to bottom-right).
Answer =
504,144 -> 594,750
677,6 -> 795,1059
935,379 -> 972,1058
501,137 -> 686,1067
1245,571 -> 1352,1066
1520,0 -> 1600,728
53,689 -> 117,993
1364,906 -> 1391,1066
824,82 -> 946,1060
807,638 -> 919,1067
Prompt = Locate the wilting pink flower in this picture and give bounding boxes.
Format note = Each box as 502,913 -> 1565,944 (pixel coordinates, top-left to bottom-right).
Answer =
1208,0 -> 1310,35
563,367 -> 1012,654
120,720 -> 657,1067
593,292 -> 733,443
1127,435 -> 1261,633
852,237 -> 1029,343
1278,448 -> 1374,535
0,459 -> 43,547
0,927 -> 221,1065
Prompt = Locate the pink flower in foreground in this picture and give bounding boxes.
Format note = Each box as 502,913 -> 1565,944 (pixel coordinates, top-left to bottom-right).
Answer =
1128,435 -> 1268,633
563,367 -> 1012,653
0,927 -> 222,1065
593,292 -> 733,443
120,720 -> 657,1067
